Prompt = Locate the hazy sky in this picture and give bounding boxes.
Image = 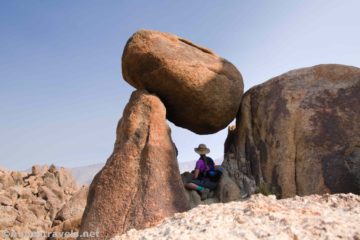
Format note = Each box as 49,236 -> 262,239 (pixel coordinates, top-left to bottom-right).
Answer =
1,1 -> 359,170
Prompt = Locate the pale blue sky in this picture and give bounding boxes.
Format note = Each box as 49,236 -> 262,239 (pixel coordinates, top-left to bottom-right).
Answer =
1,1 -> 359,170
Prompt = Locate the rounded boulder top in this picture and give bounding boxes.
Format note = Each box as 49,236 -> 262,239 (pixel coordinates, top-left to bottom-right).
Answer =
122,29 -> 244,134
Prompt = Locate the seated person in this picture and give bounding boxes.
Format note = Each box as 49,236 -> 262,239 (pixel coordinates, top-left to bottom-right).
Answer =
185,144 -> 218,199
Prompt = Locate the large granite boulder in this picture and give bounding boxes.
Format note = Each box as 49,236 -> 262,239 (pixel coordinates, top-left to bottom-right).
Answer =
122,30 -> 243,134
223,64 -> 360,198
79,90 -> 190,239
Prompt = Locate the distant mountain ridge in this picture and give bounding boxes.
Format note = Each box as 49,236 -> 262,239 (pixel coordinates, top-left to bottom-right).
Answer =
70,157 -> 222,185
70,163 -> 105,185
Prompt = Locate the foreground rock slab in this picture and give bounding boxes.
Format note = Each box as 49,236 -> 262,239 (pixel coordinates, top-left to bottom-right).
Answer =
79,90 -> 190,239
114,193 -> 360,240
122,29 -> 243,134
223,64 -> 360,198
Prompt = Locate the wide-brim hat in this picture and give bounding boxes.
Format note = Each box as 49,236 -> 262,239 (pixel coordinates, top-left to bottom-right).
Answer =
194,144 -> 210,155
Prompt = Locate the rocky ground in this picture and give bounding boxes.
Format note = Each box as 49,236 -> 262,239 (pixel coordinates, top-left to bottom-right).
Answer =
114,193 -> 360,240
0,165 -> 88,240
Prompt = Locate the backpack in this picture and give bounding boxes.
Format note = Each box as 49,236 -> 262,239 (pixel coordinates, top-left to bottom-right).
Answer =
206,169 -> 223,182
204,158 -> 223,182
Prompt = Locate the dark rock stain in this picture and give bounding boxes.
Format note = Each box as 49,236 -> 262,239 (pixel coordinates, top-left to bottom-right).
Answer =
322,151 -> 359,194
307,82 -> 360,193
246,142 -> 261,185
259,140 -> 268,164
265,80 -> 290,135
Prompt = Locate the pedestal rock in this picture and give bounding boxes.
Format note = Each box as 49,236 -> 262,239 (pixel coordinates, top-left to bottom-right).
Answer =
78,90 -> 190,239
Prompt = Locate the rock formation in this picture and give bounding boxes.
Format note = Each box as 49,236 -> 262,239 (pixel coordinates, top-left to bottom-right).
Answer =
0,165 -> 79,238
223,64 -> 360,198
79,90 -> 190,239
122,29 -> 243,134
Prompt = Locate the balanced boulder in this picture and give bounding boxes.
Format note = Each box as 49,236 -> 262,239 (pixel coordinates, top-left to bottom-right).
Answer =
223,64 -> 360,198
122,30 -> 243,134
79,90 -> 190,239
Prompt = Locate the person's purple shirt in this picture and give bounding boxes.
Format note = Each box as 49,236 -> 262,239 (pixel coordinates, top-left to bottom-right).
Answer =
195,158 -> 210,173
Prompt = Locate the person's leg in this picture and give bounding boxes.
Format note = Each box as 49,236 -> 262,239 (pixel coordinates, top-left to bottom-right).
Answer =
185,182 -> 204,191
185,180 -> 210,200
186,180 -> 207,191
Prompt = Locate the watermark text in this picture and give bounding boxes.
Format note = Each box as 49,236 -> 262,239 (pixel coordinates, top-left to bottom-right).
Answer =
0,230 -> 99,238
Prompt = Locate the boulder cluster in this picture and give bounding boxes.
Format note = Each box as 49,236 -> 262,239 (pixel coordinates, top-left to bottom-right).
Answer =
50,185 -> 88,240
0,165 -> 88,239
79,29 -> 245,239
78,29 -> 360,239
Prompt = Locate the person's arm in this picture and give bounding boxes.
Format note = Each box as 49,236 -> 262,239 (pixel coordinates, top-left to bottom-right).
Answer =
193,169 -> 200,179
193,159 -> 203,179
